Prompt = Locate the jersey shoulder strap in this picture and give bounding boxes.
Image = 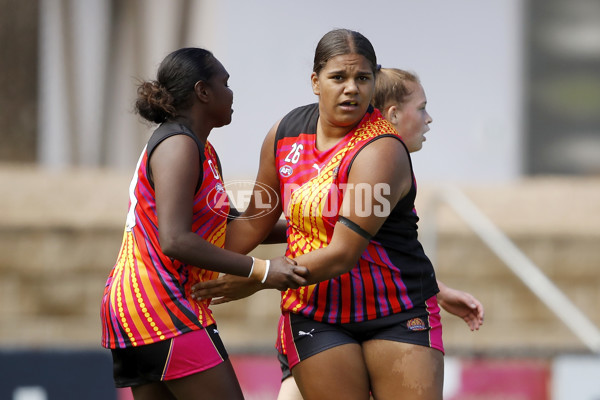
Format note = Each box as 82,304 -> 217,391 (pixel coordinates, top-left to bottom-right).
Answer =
146,122 -> 205,190
274,103 -> 319,153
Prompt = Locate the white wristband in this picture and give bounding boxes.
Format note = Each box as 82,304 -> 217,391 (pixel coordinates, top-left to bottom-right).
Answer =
248,257 -> 255,278
260,260 -> 270,284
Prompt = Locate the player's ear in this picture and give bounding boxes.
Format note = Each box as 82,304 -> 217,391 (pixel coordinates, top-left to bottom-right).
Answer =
194,80 -> 210,103
386,105 -> 399,124
311,72 -> 320,95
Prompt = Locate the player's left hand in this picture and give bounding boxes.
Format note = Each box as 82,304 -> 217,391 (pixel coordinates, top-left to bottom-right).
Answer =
192,274 -> 262,304
437,286 -> 484,331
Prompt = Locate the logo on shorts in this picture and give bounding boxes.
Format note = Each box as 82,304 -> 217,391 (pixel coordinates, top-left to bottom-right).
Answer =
406,318 -> 428,331
298,329 -> 315,338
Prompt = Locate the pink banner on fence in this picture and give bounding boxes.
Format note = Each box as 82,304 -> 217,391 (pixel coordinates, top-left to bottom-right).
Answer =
447,359 -> 551,400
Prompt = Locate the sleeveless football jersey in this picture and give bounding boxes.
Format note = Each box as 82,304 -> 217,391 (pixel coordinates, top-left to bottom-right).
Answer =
275,104 -> 438,325
101,122 -> 229,349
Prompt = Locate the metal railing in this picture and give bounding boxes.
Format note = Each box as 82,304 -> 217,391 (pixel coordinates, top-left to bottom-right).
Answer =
421,185 -> 600,353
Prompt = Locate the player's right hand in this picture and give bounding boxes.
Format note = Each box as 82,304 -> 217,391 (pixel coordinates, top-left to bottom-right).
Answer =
263,256 -> 309,291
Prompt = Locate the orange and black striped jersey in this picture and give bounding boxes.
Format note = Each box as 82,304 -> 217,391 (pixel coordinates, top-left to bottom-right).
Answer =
101,122 -> 229,349
275,104 -> 439,325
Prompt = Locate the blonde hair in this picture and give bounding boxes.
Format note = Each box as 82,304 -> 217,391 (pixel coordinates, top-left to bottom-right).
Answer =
372,68 -> 420,114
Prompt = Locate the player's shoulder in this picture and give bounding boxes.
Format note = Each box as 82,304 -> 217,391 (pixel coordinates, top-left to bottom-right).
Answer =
277,103 -> 319,139
360,135 -> 407,161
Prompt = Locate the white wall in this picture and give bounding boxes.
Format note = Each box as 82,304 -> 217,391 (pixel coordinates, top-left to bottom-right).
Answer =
201,0 -> 524,184
552,355 -> 600,400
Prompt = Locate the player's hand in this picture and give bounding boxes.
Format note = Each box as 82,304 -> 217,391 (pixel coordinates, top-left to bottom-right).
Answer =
191,257 -> 308,303
262,256 -> 309,291
192,274 -> 261,304
437,285 -> 484,331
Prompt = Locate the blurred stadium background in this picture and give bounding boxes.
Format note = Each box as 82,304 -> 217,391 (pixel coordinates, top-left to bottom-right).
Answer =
1,0 -> 599,399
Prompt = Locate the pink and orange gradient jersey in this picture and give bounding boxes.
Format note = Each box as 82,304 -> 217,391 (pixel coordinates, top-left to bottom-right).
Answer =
101,123 -> 229,349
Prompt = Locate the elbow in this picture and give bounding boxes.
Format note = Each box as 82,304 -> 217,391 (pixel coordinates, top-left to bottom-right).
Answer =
334,255 -> 359,276
323,235 -> 369,278
316,252 -> 360,283
159,233 -> 184,260
335,242 -> 363,273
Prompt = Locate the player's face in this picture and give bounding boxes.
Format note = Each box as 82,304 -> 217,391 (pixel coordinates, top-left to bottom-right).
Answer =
389,81 -> 432,153
207,60 -> 234,127
311,53 -> 375,132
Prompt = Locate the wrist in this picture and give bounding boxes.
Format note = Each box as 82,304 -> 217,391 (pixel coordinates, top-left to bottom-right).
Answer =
249,257 -> 269,284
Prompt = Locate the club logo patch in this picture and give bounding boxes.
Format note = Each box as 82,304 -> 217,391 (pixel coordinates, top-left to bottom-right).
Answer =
214,182 -> 225,193
406,317 -> 428,331
279,165 -> 294,177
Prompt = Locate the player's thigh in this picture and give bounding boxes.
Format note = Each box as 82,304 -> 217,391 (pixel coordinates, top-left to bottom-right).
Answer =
292,343 -> 370,400
277,376 -> 304,400
164,358 -> 244,400
362,340 -> 443,400
131,382 -> 177,400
